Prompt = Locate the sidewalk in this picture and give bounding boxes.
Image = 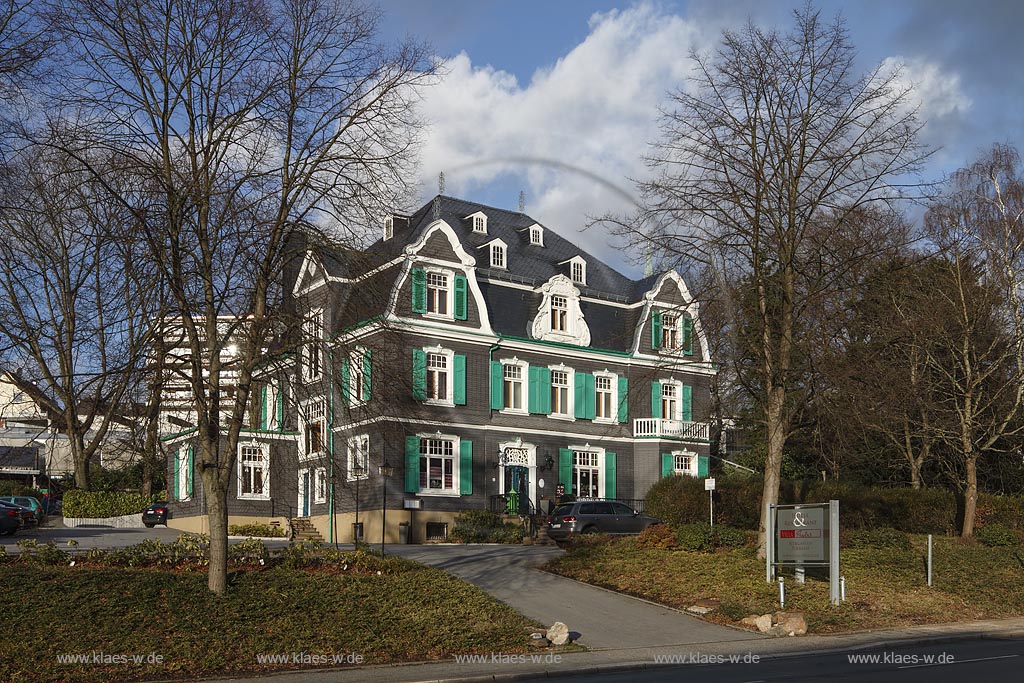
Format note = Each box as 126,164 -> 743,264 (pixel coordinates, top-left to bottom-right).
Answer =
193,617 -> 1024,683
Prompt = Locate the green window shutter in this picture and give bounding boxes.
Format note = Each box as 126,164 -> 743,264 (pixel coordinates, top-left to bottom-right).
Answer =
454,275 -> 468,320
604,452 -> 616,498
405,436 -> 421,493
651,310 -> 662,350
171,449 -> 180,501
651,381 -> 662,419
697,454 -> 709,478
411,267 -> 426,313
584,373 -> 596,420
186,446 -> 194,498
259,385 -> 267,430
682,317 -> 694,355
453,354 -> 467,405
540,367 -> 552,414
459,439 -> 473,494
682,385 -> 693,422
490,361 -> 504,410
362,349 -> 372,400
528,366 -> 551,415
341,357 -> 351,403
559,448 -> 573,488
617,376 -> 628,423
661,453 -> 673,478
411,349 -> 426,401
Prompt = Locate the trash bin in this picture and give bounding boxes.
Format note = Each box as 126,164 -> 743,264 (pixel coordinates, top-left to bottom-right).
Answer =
398,521 -> 410,544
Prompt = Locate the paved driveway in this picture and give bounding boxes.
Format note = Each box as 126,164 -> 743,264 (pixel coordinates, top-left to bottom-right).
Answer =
389,544 -> 762,650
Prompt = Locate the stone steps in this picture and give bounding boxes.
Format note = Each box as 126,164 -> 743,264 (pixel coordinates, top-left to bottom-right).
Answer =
290,517 -> 324,544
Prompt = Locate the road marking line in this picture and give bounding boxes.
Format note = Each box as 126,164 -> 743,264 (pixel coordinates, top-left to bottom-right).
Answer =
897,654 -> 1019,669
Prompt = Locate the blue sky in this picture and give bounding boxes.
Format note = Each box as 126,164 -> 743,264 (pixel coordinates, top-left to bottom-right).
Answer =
377,0 -> 1023,276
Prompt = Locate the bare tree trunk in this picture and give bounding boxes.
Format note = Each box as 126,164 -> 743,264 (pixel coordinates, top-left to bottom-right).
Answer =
201,453 -> 229,593
962,453 -> 978,537
758,386 -> 787,557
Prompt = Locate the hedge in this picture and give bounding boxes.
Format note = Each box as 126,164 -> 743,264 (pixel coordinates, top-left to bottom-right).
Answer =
644,474 -> 1024,534
62,490 -> 155,518
450,510 -> 525,544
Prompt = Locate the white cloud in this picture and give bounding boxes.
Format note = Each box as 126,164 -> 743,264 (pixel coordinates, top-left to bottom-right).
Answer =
416,3 -> 709,274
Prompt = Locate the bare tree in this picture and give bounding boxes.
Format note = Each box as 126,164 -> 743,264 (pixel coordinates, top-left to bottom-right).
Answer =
0,141 -> 158,489
925,144 -> 1024,537
51,0 -> 433,593
615,6 -> 930,555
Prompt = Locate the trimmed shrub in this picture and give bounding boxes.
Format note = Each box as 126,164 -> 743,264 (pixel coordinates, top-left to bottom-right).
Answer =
635,523 -> 679,550
714,525 -> 748,548
450,510 -> 525,544
976,523 -> 1021,547
646,474 -> 762,530
674,523 -> 714,552
228,523 -> 286,538
844,527 -> 912,551
62,490 -> 155,518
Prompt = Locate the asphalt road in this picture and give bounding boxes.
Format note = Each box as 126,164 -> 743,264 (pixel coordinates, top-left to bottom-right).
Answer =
514,637 -> 1024,683
389,544 -> 762,649
0,520 -> 291,552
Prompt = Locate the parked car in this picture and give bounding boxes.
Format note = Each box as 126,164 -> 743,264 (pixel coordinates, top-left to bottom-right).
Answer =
0,496 -> 44,524
547,500 -> 661,544
0,500 -> 30,530
142,502 -> 169,528
0,507 -> 21,535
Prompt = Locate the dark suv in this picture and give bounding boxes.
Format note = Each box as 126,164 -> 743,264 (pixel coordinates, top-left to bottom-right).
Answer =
547,501 -> 661,543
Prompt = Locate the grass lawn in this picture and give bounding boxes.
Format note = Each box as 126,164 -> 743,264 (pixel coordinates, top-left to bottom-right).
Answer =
0,557 -> 538,683
544,534 -> 1024,633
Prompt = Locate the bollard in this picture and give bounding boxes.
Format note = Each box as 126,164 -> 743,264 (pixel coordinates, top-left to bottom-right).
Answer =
840,575 -> 846,602
778,576 -> 785,609
927,534 -> 933,587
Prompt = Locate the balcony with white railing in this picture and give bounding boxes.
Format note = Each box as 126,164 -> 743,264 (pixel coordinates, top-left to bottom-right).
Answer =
633,418 -> 710,441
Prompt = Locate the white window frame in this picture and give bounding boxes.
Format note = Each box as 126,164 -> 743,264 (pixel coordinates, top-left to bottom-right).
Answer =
594,371 -> 618,424
490,243 -> 506,269
530,226 -> 544,245
417,433 -> 460,497
549,365 -> 575,419
384,215 -> 394,241
314,467 -> 328,504
550,295 -> 569,332
571,259 -> 586,285
237,442 -> 270,500
176,446 -> 191,501
472,214 -> 487,233
264,381 -> 281,431
301,397 -> 327,460
501,359 -> 527,414
348,347 -> 368,407
425,267 -> 453,319
424,346 -> 455,406
661,380 -> 682,422
347,434 -> 370,482
570,447 -> 604,499
301,309 -> 324,383
673,450 -> 696,476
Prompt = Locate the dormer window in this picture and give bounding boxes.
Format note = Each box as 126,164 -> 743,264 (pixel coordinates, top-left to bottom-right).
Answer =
466,211 -> 488,234
384,216 -> 394,241
551,295 -> 568,331
572,259 -> 586,285
491,243 -> 506,268
529,225 -> 544,246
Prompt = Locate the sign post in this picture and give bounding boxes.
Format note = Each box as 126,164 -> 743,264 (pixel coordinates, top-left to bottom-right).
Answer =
705,478 -> 716,527
768,500 -> 841,606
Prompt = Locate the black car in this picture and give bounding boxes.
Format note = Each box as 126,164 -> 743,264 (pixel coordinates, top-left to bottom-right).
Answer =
0,501 -> 26,535
142,501 -> 169,528
0,500 -> 35,527
547,500 -> 661,543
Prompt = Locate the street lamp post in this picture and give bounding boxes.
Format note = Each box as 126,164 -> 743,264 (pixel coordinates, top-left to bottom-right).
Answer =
379,459 -> 393,556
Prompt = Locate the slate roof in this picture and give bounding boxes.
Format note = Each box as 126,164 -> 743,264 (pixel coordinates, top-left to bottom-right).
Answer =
367,195 -> 648,302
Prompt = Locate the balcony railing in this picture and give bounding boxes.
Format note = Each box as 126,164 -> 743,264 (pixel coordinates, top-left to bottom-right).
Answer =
633,418 -> 710,441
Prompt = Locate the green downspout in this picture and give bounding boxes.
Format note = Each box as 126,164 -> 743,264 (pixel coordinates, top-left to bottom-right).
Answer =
487,342 -> 501,504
